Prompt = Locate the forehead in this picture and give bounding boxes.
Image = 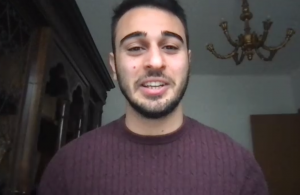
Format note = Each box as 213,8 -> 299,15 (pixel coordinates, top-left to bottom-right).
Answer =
115,7 -> 186,42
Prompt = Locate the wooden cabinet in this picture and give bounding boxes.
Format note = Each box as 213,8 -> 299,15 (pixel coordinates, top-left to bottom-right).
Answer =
251,114 -> 300,195
0,0 -> 114,194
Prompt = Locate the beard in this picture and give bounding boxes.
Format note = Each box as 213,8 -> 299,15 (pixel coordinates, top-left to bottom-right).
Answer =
116,67 -> 190,119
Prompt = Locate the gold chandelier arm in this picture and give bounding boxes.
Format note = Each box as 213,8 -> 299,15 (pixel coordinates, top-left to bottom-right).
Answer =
255,48 -> 277,61
259,31 -> 269,45
219,21 -> 239,47
206,44 -> 237,59
222,29 -> 239,47
259,19 -> 273,44
262,28 -> 295,51
232,51 -> 245,65
223,30 -> 238,47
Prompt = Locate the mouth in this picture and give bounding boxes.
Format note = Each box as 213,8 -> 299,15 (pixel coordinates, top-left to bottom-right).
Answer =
139,80 -> 170,97
141,81 -> 167,89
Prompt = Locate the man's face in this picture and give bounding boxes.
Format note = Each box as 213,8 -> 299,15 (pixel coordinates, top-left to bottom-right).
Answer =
110,7 -> 191,119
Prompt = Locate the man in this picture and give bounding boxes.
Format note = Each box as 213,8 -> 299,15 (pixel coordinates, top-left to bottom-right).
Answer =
38,0 -> 269,194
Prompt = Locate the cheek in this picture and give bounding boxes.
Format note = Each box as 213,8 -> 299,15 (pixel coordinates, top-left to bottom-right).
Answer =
118,55 -> 140,71
116,62 -> 140,85
128,64 -> 139,74
168,57 -> 188,73
126,60 -> 141,75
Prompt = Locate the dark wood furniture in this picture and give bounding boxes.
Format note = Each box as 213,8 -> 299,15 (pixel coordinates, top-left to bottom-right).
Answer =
251,114 -> 300,195
0,0 -> 114,194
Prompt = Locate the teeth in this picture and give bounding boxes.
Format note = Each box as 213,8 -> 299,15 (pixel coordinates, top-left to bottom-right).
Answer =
144,82 -> 165,87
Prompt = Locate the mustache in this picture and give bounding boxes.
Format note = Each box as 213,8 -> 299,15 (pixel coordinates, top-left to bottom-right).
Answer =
135,70 -> 175,86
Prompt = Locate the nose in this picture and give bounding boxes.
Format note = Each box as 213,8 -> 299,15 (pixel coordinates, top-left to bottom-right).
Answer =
145,46 -> 165,70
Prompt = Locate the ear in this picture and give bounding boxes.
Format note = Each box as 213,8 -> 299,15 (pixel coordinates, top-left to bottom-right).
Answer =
109,52 -> 117,80
188,50 -> 192,64
188,50 -> 192,76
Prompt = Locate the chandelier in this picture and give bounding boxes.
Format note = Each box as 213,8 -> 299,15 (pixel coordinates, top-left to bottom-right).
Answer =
206,0 -> 295,65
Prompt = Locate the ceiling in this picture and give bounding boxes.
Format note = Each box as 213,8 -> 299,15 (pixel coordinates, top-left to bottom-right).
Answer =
75,0 -> 300,75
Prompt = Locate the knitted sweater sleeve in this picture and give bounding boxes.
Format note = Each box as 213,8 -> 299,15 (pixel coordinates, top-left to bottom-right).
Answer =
37,150 -> 67,195
239,151 -> 269,195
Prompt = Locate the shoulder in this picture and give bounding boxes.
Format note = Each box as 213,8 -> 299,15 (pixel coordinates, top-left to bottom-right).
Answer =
47,117 -> 121,166
187,117 -> 267,191
186,116 -> 257,165
39,119 -> 122,186
187,116 -> 246,148
40,118 -> 121,181
61,118 -> 121,154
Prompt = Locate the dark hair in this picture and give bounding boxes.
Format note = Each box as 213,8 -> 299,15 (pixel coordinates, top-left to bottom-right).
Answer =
111,0 -> 189,53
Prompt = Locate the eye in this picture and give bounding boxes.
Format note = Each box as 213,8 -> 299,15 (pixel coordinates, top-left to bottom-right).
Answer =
163,45 -> 178,50
128,47 -> 144,52
163,45 -> 179,54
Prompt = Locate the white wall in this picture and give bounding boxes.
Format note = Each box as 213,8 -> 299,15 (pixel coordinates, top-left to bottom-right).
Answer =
291,67 -> 300,109
102,75 -> 297,151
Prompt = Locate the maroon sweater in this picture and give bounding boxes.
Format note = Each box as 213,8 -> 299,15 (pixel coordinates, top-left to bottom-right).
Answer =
38,116 -> 268,195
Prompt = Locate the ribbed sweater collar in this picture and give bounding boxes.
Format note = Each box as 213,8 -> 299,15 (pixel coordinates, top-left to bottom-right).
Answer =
117,115 -> 189,145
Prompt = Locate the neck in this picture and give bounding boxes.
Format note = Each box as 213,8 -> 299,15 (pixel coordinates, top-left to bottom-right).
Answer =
125,104 -> 184,136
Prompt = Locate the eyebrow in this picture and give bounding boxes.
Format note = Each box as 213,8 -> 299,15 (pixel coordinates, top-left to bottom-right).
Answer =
119,30 -> 184,46
119,31 -> 147,46
161,31 -> 184,44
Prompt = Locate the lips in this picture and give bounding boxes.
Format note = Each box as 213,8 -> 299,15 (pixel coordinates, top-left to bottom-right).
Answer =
142,81 -> 166,88
139,79 -> 170,97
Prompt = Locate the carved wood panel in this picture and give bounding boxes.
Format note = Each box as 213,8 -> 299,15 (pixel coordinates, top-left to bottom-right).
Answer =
1,0 -> 114,194
7,27 -> 53,195
44,40 -> 90,145
0,1 -> 33,194
0,46 -> 29,195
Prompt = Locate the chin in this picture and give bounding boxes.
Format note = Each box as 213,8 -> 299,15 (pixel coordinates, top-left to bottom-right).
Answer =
121,86 -> 182,119
139,92 -> 172,100
138,96 -> 171,106
129,97 -> 180,119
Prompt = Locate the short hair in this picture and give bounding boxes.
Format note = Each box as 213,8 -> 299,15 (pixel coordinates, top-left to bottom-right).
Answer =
111,0 -> 189,53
